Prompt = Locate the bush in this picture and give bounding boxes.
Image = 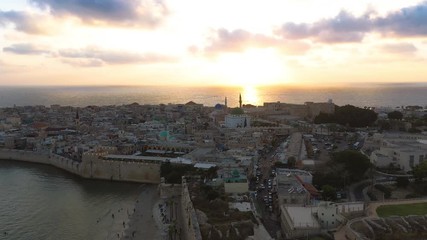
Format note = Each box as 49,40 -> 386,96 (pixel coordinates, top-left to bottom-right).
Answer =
367,191 -> 377,201
396,177 -> 410,188
375,184 -> 391,199
405,193 -> 421,199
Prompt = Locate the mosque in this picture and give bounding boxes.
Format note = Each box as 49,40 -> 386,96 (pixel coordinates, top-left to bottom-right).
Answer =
212,94 -> 251,128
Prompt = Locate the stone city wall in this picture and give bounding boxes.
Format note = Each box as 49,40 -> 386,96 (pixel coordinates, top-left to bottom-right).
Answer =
0,149 -> 81,175
180,178 -> 202,240
159,182 -> 182,199
0,149 -> 161,184
81,152 -> 161,183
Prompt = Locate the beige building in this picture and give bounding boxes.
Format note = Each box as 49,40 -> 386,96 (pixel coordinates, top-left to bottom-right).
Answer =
263,100 -> 335,119
370,133 -> 427,172
221,168 -> 249,193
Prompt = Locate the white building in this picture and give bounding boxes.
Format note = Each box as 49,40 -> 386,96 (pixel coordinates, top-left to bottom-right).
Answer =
280,201 -> 364,239
280,205 -> 321,239
370,133 -> 427,172
224,114 -> 251,128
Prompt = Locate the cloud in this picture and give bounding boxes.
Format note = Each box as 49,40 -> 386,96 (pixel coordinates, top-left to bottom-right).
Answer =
200,28 -> 310,56
58,47 -> 176,66
29,0 -> 168,27
0,10 -> 50,34
61,58 -> 104,67
278,10 -> 373,43
278,1 -> 427,43
381,43 -> 417,54
3,43 -> 51,55
375,2 -> 427,37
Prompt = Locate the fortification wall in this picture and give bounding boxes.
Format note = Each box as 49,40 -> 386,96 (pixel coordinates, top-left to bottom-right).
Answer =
159,182 -> 182,198
0,149 -> 161,184
88,159 -> 160,183
81,152 -> 161,183
0,149 -> 81,175
180,179 -> 202,240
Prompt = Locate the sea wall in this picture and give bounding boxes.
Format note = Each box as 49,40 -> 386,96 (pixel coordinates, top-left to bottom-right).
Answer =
0,149 -> 161,184
0,149 -> 81,175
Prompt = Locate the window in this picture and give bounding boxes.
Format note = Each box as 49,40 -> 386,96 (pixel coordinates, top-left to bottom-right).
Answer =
321,213 -> 324,216
332,214 -> 334,217
420,155 -> 424,162
410,155 -> 415,168
332,221 -> 335,225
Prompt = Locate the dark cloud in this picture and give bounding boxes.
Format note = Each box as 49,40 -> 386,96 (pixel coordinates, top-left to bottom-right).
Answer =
3,43 -> 51,55
29,0 -> 168,27
381,43 -> 417,54
278,10 -> 372,43
201,28 -> 310,56
278,1 -> 427,43
58,47 -> 176,65
375,2 -> 427,37
0,11 -> 48,34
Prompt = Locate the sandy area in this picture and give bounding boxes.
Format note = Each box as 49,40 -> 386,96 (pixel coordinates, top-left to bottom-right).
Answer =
120,184 -> 161,240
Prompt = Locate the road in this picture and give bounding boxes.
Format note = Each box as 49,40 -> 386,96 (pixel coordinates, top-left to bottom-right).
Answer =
254,137 -> 285,239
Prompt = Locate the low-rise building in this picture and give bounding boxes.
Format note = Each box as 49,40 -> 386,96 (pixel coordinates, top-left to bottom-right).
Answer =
221,168 -> 249,193
276,173 -> 310,206
280,201 -> 364,239
370,133 -> 427,171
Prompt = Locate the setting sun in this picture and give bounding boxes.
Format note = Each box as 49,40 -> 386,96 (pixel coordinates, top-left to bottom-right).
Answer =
242,86 -> 262,106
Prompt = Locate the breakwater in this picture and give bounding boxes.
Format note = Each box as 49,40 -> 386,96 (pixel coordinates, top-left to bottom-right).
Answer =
0,149 -> 161,184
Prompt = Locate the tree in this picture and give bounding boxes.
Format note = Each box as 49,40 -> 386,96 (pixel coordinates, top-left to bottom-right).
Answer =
161,162 -> 195,184
331,150 -> 372,183
396,177 -> 410,188
287,156 -> 296,168
313,150 -> 373,189
314,105 -> 377,127
334,105 -> 377,127
378,120 -> 391,131
321,185 -> 337,201
388,111 -> 403,120
414,161 -> 427,182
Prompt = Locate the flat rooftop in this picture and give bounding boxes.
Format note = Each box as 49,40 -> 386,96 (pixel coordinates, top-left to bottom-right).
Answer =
284,206 -> 320,229
104,154 -> 170,162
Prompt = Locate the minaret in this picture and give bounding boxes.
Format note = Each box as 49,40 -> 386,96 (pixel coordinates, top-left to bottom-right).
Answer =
75,109 -> 80,129
239,93 -> 242,108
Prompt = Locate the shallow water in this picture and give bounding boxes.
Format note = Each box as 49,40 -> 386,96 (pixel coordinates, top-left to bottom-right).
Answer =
0,160 -> 142,240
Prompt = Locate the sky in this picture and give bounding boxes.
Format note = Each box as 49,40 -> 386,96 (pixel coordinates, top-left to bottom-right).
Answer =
1,0 -> 427,87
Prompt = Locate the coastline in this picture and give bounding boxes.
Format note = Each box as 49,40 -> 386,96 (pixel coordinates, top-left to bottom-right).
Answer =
121,185 -> 162,240
0,155 -> 162,240
0,149 -> 160,184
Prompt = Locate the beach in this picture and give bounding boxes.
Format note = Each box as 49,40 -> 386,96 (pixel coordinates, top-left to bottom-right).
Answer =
120,185 -> 162,240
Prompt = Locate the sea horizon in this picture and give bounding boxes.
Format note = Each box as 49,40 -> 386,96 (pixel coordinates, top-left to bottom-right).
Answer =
0,84 -> 426,109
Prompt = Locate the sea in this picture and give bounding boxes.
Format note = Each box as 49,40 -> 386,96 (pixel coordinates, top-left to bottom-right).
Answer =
0,84 -> 426,239
0,84 -> 426,108
0,160 -> 141,240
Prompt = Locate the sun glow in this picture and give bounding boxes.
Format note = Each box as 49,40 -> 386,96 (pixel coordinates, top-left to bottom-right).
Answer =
242,86 -> 262,106
211,49 -> 289,87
